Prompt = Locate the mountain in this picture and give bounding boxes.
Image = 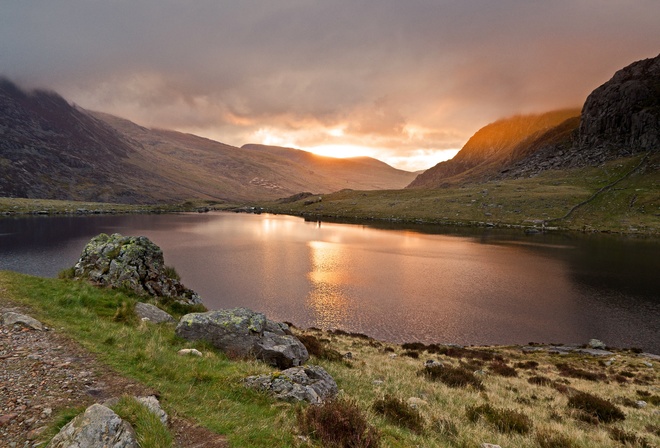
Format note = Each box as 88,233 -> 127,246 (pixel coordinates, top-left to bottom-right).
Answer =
0,79 -> 415,203
241,144 -> 416,191
407,109 -> 580,188
409,53 -> 660,189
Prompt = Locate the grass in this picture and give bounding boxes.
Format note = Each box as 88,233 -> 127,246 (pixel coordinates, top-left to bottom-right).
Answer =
372,395 -> 424,433
110,396 -> 173,448
1,270 -> 659,447
258,154 -> 660,235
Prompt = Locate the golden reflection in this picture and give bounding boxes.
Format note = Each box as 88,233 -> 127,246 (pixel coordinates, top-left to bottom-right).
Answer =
306,240 -> 350,328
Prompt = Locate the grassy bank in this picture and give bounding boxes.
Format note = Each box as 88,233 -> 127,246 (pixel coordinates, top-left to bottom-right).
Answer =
259,154 -> 660,235
1,271 -> 658,447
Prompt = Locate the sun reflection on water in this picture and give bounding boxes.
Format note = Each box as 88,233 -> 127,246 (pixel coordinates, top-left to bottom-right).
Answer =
306,240 -> 350,328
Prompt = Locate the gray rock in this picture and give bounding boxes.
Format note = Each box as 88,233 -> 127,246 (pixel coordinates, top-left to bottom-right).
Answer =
176,308 -> 308,369
48,403 -> 138,448
425,359 -> 442,368
588,339 -> 607,350
178,348 -> 203,357
245,365 -> 338,404
635,400 -> 647,409
1,312 -> 45,331
481,444 -> 502,448
136,396 -> 168,425
135,302 -> 176,324
73,233 -> 202,306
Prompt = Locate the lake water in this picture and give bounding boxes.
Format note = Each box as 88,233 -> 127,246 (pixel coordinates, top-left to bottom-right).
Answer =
1,212 -> 658,353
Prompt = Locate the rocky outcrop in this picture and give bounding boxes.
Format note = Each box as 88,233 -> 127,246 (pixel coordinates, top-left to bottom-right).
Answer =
48,403 -> 138,448
74,233 -> 202,306
244,365 -> 338,404
175,308 -> 309,369
579,53 -> 660,155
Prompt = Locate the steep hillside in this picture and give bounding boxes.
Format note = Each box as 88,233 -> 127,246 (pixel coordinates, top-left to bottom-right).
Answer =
408,109 -> 580,188
0,79 -> 161,203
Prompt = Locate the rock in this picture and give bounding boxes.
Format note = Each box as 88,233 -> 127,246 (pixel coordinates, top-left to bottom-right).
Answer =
0,413 -> 18,426
73,233 -> 202,306
1,312 -> 45,331
579,53 -> 660,154
135,302 -> 176,324
588,339 -> 607,350
136,395 -> 168,425
26,426 -> 47,441
177,348 -> 202,357
481,444 -> 502,448
635,400 -> 647,409
244,365 -> 338,404
643,361 -> 653,368
425,359 -> 442,368
175,308 -> 308,369
407,397 -> 428,409
48,403 -> 138,448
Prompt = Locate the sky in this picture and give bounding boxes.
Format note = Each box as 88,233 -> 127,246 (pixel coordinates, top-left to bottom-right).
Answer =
1,1 -> 659,171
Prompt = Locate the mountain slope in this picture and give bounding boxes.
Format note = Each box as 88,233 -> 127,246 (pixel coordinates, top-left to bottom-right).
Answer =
0,79 -> 415,203
407,109 -> 580,188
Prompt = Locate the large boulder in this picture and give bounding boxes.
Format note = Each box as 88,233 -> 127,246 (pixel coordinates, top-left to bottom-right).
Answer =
48,403 -> 138,448
74,233 -> 202,306
245,365 -> 338,404
175,308 -> 309,369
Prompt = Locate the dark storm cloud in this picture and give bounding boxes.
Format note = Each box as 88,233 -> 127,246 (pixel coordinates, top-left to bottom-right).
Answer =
1,1 -> 658,169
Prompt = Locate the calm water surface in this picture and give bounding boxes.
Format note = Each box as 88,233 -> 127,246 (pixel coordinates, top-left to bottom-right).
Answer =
1,212 -> 658,352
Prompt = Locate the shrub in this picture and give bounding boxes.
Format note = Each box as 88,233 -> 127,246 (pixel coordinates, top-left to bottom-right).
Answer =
420,365 -> 484,390
372,395 -> 424,433
514,360 -> 539,370
490,361 -> 518,377
466,403 -> 532,434
528,375 -> 552,386
555,363 -> 606,382
298,398 -> 380,448
637,390 -> 660,405
402,342 -> 428,351
298,334 -> 343,362
403,350 -> 419,359
608,427 -> 652,447
567,391 -> 625,423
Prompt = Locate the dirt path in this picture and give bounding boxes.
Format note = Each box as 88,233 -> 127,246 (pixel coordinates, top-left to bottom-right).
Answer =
0,300 -> 228,448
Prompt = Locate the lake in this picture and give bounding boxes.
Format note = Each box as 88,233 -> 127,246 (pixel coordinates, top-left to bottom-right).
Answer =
1,212 -> 658,353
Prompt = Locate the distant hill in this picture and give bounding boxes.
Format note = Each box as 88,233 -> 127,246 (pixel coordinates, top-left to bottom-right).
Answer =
409,53 -> 660,189
0,79 -> 415,203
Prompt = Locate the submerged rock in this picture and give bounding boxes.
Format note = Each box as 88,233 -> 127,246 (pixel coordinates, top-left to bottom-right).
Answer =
48,403 -> 138,448
175,308 -> 309,368
245,365 -> 338,404
73,233 -> 202,306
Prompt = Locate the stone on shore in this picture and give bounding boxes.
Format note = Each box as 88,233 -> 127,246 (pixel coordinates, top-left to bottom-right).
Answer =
175,308 -> 309,369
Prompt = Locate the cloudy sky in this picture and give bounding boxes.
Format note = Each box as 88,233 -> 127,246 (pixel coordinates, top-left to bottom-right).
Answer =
1,1 -> 658,170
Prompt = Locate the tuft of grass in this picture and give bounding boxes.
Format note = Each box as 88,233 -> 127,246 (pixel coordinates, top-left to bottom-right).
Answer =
297,334 -> 343,362
42,406 -> 87,443
110,396 -> 173,448
466,403 -> 532,434
528,375 -> 553,386
113,300 -> 137,324
637,390 -> 660,405
420,365 -> 484,390
535,430 -> 577,448
431,416 -> 459,439
372,394 -> 424,433
298,398 -> 381,448
162,265 -> 181,281
402,350 -> 420,359
567,391 -> 625,423
515,360 -> 539,370
57,267 -> 76,280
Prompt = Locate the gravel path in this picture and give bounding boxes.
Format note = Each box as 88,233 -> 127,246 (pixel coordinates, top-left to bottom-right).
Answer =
0,303 -> 227,448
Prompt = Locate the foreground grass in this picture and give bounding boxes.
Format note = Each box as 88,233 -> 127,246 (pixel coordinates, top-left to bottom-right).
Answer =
260,154 -> 660,235
1,271 -> 659,447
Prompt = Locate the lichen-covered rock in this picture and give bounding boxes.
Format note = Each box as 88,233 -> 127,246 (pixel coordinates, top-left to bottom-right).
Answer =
73,233 -> 202,306
176,308 -> 309,369
48,403 -> 138,448
135,302 -> 176,324
136,395 -> 168,425
244,365 -> 338,404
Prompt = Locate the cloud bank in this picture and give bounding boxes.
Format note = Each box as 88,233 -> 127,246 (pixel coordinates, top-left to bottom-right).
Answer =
1,1 -> 658,170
